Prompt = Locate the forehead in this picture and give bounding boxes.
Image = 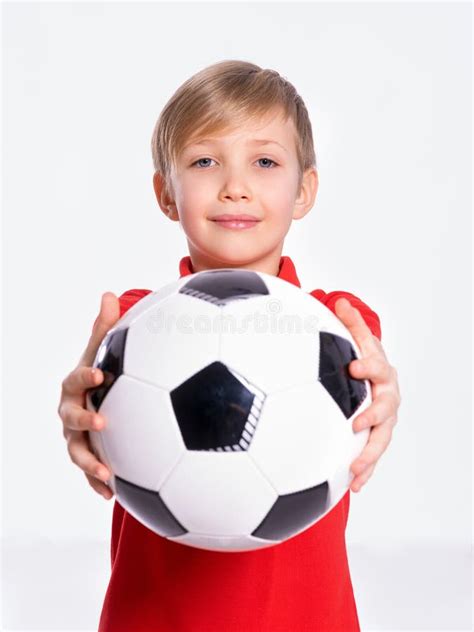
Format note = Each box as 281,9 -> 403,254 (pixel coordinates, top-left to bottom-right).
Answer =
183,112 -> 297,153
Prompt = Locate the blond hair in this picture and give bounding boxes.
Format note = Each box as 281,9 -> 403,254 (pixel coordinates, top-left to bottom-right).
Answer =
151,60 -> 317,198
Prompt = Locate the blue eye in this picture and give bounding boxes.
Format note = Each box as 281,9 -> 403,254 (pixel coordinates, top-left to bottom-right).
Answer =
257,158 -> 277,168
191,157 -> 277,169
193,158 -> 215,168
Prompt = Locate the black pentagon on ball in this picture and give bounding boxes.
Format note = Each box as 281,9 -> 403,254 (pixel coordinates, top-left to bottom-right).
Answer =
179,269 -> 269,306
88,328 -> 128,411
115,476 -> 187,537
318,332 -> 367,419
252,482 -> 329,541
171,361 -> 264,451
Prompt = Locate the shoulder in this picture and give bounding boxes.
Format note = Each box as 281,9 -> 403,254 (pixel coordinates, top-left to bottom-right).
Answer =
118,289 -> 153,317
308,288 -> 382,341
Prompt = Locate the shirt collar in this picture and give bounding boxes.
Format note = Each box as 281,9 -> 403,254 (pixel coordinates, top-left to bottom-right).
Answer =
178,255 -> 301,288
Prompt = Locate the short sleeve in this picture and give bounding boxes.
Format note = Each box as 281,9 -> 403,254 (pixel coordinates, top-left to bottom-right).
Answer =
91,289 -> 152,333
312,289 -> 382,341
118,289 -> 153,317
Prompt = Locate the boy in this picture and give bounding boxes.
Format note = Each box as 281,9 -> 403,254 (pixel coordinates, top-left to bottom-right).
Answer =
58,60 -> 401,631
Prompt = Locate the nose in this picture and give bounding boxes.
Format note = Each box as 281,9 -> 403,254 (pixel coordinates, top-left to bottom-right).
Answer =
218,168 -> 252,202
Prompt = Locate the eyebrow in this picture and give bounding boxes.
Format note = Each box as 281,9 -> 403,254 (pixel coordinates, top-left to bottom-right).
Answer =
184,138 -> 288,153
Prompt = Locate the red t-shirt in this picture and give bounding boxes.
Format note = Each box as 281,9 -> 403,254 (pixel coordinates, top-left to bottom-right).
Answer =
97,255 -> 381,632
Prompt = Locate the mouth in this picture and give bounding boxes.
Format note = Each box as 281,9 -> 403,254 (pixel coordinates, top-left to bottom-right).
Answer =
210,214 -> 261,230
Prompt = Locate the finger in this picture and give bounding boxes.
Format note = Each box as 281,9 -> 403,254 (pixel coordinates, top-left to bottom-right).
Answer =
66,430 -> 112,482
61,365 -> 104,400
349,356 -> 394,385
352,392 -> 398,432
334,298 -> 380,357
85,473 -> 115,500
351,423 -> 393,472
61,402 -> 106,432
80,292 -> 121,367
350,462 -> 376,493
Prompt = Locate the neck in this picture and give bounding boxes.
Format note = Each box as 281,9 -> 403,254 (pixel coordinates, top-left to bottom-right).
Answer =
186,244 -> 283,277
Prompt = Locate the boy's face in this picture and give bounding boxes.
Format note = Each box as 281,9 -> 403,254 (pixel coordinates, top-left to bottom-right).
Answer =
154,107 -> 318,273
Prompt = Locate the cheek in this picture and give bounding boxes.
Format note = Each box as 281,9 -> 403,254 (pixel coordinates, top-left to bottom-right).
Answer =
265,173 -> 299,204
181,178 -> 219,210
175,201 -> 211,239
264,188 -> 297,221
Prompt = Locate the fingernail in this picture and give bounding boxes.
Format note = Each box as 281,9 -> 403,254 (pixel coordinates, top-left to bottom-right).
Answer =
93,416 -> 103,430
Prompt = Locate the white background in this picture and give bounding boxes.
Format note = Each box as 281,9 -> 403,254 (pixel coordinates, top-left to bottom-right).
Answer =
2,1 -> 472,631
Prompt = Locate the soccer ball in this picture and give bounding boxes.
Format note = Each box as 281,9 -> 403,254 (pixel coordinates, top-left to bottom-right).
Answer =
86,269 -> 370,553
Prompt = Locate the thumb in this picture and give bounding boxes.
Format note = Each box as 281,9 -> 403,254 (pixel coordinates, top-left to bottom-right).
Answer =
80,292 -> 121,367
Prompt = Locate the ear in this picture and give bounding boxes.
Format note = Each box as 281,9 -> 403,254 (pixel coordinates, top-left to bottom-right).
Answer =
153,171 -> 180,222
293,167 -> 319,220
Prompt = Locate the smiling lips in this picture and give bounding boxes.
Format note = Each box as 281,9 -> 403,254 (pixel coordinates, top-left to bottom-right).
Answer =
211,214 -> 261,230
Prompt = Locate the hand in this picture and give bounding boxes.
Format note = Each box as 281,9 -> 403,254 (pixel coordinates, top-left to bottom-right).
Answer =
334,297 -> 402,493
57,292 -> 121,500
